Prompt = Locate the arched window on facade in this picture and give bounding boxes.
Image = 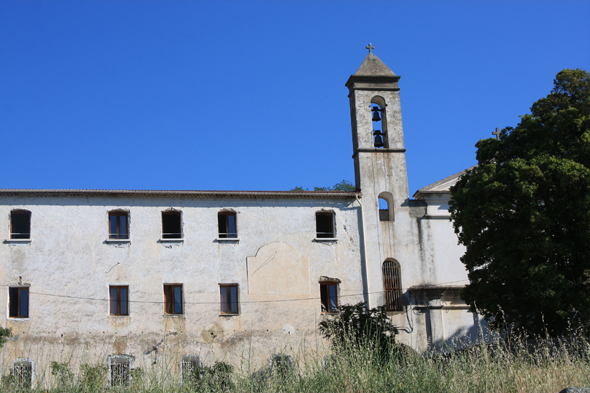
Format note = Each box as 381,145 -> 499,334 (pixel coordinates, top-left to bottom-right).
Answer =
382,259 -> 402,311
371,96 -> 388,149
378,191 -> 394,221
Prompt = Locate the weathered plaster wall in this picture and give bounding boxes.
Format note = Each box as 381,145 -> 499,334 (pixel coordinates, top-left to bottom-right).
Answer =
418,193 -> 469,286
0,195 -> 365,372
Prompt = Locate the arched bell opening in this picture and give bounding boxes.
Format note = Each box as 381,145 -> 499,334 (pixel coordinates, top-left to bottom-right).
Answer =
370,96 -> 388,149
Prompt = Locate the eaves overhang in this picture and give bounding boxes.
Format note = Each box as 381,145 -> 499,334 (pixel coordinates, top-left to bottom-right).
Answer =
0,189 -> 361,200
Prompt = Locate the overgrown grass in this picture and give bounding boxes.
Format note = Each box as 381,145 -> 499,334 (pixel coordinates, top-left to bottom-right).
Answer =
2,335 -> 590,392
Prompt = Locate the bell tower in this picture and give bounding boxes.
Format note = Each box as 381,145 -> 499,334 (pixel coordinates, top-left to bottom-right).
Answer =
346,45 -> 419,309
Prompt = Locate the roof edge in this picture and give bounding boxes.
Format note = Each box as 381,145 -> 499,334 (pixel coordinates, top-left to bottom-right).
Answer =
0,189 -> 361,199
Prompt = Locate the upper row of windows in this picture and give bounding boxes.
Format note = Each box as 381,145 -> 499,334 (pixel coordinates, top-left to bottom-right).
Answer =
7,209 -> 337,240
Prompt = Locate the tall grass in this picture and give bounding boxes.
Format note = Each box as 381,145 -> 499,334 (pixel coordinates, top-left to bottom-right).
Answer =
2,335 -> 590,392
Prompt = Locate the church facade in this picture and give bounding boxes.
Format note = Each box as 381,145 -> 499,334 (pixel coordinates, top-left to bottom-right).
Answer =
0,52 -> 486,385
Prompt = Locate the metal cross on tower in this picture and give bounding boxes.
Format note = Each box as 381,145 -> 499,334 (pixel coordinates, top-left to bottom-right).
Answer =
366,43 -> 374,54
492,127 -> 501,140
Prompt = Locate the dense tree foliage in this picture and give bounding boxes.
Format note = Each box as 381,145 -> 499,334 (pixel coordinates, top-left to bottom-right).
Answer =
449,69 -> 590,336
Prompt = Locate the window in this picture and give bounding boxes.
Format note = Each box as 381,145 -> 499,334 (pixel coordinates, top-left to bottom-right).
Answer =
9,287 -> 29,318
383,260 -> 402,311
109,211 -> 129,239
316,212 -> 335,238
378,192 -> 394,221
108,355 -> 132,387
164,284 -> 183,314
269,354 -> 292,376
10,210 -> 31,239
109,286 -> 129,316
320,282 -> 338,313
162,211 -> 182,239
218,211 -> 237,238
12,360 -> 32,389
219,284 -> 238,314
181,355 -> 201,383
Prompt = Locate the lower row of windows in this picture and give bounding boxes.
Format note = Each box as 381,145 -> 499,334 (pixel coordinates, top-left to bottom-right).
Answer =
9,354 -> 293,388
8,282 -> 346,318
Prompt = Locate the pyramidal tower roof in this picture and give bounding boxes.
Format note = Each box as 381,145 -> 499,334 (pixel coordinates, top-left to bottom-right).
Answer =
354,53 -> 396,76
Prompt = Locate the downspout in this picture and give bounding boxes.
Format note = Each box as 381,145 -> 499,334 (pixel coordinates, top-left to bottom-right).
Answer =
355,194 -> 371,308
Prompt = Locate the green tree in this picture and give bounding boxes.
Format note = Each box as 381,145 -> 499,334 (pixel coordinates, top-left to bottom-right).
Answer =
291,180 -> 355,191
0,327 -> 11,348
449,69 -> 590,336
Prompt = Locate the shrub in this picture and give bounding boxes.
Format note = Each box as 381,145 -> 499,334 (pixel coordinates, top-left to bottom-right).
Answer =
78,363 -> 107,392
50,361 -> 74,388
318,302 -> 398,362
197,361 -> 234,392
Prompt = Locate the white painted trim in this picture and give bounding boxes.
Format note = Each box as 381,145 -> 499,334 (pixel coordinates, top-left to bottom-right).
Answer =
105,239 -> 131,244
215,238 -> 240,242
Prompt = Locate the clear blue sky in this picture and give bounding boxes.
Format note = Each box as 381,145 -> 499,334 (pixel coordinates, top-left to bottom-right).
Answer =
1,1 -> 589,193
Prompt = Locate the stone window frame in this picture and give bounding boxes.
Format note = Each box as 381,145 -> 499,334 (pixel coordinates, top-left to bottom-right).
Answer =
11,358 -> 34,389
107,354 -> 134,387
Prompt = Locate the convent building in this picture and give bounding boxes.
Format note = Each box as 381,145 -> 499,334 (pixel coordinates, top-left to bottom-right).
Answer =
0,49 -> 488,387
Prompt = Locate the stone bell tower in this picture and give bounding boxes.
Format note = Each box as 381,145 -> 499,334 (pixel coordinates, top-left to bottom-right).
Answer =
346,45 -> 420,310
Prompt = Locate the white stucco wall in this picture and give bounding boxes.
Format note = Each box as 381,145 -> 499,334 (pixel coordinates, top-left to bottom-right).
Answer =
0,195 -> 365,373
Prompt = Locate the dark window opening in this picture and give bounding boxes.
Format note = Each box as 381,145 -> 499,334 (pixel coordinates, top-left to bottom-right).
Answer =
218,212 -> 237,238
9,287 -> 29,318
12,361 -> 32,389
109,211 -> 129,239
269,354 -> 292,375
164,284 -> 183,314
162,211 -> 182,239
220,284 -> 238,314
110,286 -> 129,316
316,212 -> 334,238
110,358 -> 130,387
383,260 -> 403,311
10,210 -> 31,239
320,282 -> 338,313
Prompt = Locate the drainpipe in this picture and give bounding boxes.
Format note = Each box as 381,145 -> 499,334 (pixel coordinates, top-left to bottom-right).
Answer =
355,194 -> 371,308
